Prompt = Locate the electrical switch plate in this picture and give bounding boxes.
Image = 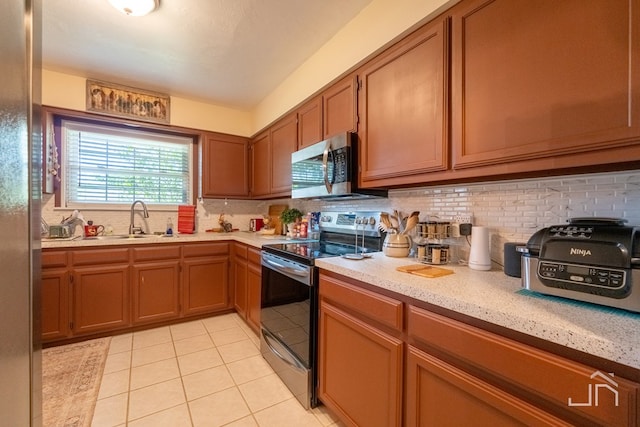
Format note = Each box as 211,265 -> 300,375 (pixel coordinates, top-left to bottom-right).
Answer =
454,214 -> 473,225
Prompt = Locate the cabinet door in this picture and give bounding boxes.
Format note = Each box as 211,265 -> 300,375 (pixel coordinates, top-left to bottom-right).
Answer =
270,112 -> 297,195
42,269 -> 70,341
251,130 -> 271,197
406,346 -> 569,426
298,96 -> 323,149
358,18 -> 448,188
233,257 -> 248,317
202,133 -> 249,198
72,264 -> 130,335
182,256 -> 230,316
324,74 -> 358,138
246,247 -> 262,334
132,261 -> 181,324
318,301 -> 403,427
451,0 -> 640,170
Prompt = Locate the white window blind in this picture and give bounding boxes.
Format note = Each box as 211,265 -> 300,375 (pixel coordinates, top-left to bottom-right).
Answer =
62,120 -> 193,207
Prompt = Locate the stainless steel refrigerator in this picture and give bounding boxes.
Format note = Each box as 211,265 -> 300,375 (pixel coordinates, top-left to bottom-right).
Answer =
0,0 -> 42,425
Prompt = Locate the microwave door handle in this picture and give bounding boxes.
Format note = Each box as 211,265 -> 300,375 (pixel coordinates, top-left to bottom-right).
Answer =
322,141 -> 333,194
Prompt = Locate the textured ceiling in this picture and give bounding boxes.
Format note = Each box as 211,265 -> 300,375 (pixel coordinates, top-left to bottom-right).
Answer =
43,0 -> 373,110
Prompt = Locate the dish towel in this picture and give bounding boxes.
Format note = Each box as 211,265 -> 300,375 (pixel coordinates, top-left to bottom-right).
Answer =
178,205 -> 196,234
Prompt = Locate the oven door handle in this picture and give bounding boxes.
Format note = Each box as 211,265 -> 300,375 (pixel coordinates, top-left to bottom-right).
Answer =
265,258 -> 309,278
262,329 -> 307,371
322,140 -> 333,195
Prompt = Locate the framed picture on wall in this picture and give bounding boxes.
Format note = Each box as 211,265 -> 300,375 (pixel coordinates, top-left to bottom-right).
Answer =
86,79 -> 170,124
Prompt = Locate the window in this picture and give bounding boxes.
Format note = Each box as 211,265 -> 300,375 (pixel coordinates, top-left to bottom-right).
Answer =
61,119 -> 194,208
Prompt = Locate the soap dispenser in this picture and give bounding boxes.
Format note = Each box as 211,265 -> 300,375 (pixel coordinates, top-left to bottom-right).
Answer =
166,217 -> 174,236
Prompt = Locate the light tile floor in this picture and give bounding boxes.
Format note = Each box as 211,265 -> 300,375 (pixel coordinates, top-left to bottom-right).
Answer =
90,313 -> 344,427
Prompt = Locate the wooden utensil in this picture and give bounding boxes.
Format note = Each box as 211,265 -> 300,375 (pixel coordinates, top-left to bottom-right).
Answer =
268,204 -> 288,235
396,264 -> 454,278
401,211 -> 420,235
380,212 -> 393,232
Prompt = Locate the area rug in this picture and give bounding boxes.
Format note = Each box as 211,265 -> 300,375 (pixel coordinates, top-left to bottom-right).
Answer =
42,337 -> 112,427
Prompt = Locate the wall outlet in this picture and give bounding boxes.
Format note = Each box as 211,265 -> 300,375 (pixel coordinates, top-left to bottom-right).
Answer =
454,214 -> 473,225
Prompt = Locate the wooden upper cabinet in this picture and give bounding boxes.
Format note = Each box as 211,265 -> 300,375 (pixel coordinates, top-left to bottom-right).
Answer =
451,0 -> 640,170
251,130 -> 271,197
358,18 -> 449,188
323,74 -> 358,139
202,133 -> 250,198
297,95 -> 323,149
250,112 -> 297,198
269,112 -> 297,196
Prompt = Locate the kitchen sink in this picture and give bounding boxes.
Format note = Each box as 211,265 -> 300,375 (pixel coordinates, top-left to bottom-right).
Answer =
84,234 -> 155,240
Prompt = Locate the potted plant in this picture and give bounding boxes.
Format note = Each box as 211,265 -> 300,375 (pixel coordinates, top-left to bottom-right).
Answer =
280,207 -> 303,235
280,207 -> 303,225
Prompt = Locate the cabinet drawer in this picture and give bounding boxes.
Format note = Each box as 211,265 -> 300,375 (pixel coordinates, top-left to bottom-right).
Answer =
71,248 -> 129,265
42,250 -> 68,268
247,247 -> 261,265
408,306 -> 639,426
183,242 -> 229,258
234,242 -> 248,259
319,274 -> 403,332
132,245 -> 181,262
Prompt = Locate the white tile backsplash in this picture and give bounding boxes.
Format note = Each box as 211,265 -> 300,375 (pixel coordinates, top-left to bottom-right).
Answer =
42,169 -> 640,267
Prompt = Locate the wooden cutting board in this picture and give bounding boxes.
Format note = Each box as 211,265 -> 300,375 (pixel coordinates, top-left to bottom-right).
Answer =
396,264 -> 454,278
268,204 -> 288,235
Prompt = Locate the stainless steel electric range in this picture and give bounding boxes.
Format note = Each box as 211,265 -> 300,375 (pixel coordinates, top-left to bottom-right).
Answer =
259,211 -> 385,409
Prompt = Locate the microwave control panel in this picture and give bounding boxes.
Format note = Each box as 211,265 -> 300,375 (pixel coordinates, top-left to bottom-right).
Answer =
331,147 -> 349,183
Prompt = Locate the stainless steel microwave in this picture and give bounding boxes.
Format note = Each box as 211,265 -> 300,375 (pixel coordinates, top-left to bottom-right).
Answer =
291,132 -> 387,199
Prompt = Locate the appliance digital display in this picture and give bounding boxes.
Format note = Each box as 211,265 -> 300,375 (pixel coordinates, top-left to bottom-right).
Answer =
566,264 -> 590,275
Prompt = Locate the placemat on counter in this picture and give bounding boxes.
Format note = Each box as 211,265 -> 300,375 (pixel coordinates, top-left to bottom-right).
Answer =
516,289 -> 640,318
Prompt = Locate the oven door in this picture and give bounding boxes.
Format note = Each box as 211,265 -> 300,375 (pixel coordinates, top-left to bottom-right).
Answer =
260,251 -> 318,408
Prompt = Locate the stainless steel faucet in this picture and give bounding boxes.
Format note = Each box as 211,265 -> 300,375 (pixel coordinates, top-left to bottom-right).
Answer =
129,200 -> 149,234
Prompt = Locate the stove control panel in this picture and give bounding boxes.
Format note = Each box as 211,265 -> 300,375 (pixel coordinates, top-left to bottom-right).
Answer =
318,211 -> 383,237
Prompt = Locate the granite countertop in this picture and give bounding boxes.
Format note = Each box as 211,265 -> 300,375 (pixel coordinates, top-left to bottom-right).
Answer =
315,253 -> 640,370
41,231 -> 291,250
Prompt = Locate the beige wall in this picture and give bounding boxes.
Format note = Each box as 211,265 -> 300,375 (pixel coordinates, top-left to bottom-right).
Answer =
42,0 -> 453,136
42,69 -> 254,136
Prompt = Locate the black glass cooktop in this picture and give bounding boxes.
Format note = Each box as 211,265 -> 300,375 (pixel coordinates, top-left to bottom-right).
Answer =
262,232 -> 383,265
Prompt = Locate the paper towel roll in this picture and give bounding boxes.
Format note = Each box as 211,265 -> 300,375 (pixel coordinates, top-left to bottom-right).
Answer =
468,226 -> 491,271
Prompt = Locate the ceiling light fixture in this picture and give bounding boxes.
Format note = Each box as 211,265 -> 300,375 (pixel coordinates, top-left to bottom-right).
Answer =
108,0 -> 159,17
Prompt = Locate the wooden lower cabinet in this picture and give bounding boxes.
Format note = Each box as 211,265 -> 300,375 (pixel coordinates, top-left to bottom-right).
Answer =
182,242 -> 230,316
42,241 -> 234,344
182,256 -> 229,316
318,273 -> 404,427
407,306 -> 640,427
318,271 -> 640,427
72,263 -> 130,335
41,268 -> 70,341
232,243 -> 249,318
406,346 -> 569,426
132,245 -> 182,324
246,247 -> 262,333
132,261 -> 181,324
232,243 -> 262,334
